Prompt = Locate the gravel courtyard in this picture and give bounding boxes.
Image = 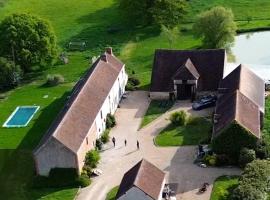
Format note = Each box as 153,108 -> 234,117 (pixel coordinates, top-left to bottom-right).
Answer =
76,91 -> 241,200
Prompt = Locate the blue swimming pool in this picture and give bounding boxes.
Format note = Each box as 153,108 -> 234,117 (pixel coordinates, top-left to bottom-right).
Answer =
3,106 -> 40,128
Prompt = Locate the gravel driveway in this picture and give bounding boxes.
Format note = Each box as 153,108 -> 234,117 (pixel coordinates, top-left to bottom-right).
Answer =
76,91 -> 241,200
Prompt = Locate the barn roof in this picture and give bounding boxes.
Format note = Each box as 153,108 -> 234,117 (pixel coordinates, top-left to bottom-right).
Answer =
213,90 -> 261,139
219,64 -> 265,113
116,159 -> 165,200
34,48 -> 124,154
150,49 -> 225,92
172,58 -> 200,80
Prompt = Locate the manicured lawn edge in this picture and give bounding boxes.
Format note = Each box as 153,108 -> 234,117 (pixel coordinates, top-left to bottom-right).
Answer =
106,186 -> 119,200
210,175 -> 239,200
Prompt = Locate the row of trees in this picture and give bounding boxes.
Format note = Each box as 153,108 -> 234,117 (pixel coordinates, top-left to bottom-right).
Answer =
120,0 -> 237,49
0,13 -> 57,90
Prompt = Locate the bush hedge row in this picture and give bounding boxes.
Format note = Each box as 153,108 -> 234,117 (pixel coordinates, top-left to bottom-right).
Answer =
232,160 -> 270,200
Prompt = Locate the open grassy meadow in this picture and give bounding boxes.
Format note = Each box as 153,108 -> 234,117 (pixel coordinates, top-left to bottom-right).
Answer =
1,0 -> 270,199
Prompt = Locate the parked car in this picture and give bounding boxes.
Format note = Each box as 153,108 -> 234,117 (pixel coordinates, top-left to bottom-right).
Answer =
265,80 -> 270,91
192,95 -> 217,110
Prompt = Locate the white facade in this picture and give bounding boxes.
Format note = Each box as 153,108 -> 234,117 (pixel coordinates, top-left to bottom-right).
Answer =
95,66 -> 128,137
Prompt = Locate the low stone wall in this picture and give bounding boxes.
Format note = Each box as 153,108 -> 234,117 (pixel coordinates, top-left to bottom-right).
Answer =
149,92 -> 170,100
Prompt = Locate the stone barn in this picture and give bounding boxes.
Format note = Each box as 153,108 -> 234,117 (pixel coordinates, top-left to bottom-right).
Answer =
33,48 -> 128,176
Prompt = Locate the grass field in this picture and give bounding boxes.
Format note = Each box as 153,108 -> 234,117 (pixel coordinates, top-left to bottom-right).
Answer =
140,100 -> 174,129
1,0 -> 270,199
106,186 -> 119,200
155,117 -> 211,146
210,176 -> 239,200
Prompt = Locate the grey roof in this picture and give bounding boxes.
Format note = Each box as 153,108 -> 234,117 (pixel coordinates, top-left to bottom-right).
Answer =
172,58 -> 200,80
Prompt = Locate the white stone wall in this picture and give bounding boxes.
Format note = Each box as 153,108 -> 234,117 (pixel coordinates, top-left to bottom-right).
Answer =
34,137 -> 77,176
95,66 -> 128,137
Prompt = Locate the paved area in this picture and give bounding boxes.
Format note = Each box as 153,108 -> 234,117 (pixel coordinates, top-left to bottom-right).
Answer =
76,91 -> 241,200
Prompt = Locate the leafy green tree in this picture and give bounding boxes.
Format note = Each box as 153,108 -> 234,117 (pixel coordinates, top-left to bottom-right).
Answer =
119,0 -> 154,26
161,25 -> 180,48
0,13 -> 57,71
0,57 -> 22,89
193,6 -> 237,49
151,0 -> 187,28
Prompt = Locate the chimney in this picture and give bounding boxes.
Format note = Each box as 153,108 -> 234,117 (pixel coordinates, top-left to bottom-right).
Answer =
100,54 -> 107,62
105,47 -> 113,55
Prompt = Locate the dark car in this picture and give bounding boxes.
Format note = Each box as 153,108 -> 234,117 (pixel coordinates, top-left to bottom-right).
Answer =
192,95 -> 217,110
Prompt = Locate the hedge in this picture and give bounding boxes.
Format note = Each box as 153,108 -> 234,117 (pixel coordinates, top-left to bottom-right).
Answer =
212,122 -> 258,162
232,160 -> 270,200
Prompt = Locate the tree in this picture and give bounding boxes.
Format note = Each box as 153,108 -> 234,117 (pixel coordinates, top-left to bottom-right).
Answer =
0,13 -> 57,72
161,25 -> 180,48
119,0 -> 154,26
151,0 -> 187,28
0,57 -> 22,89
193,6 -> 237,49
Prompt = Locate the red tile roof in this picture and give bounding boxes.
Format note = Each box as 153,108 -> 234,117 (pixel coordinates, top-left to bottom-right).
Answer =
34,49 -> 124,153
116,159 -> 165,200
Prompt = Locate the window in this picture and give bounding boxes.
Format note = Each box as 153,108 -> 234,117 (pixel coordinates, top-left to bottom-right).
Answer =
100,111 -> 103,119
86,137 -> 88,145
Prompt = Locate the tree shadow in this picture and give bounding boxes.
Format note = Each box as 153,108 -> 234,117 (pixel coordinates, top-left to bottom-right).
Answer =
65,5 -> 160,56
0,92 -> 73,199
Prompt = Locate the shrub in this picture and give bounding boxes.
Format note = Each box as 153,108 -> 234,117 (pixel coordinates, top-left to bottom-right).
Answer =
212,122 -> 258,162
232,160 -> 270,200
169,111 -> 187,126
238,148 -> 256,168
125,82 -> 135,91
101,129 -> 110,144
76,174 -> 91,187
128,77 -> 140,86
216,154 -> 231,166
85,150 -> 100,168
203,154 -> 217,166
95,139 -> 103,150
46,74 -> 64,86
82,165 -> 92,178
106,114 -> 116,129
255,138 -> 270,159
0,57 -> 22,89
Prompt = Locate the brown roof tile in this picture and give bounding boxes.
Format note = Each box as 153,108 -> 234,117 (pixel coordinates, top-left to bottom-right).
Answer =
34,50 -> 124,153
219,64 -> 265,112
172,58 -> 200,80
213,91 -> 260,138
150,49 -> 225,92
116,159 -> 165,200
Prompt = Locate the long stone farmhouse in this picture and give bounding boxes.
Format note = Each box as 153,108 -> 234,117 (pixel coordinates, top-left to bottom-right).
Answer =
33,48 -> 128,176
150,49 -> 265,140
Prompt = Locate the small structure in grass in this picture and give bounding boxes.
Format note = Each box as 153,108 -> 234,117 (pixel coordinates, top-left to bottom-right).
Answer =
68,41 -> 86,51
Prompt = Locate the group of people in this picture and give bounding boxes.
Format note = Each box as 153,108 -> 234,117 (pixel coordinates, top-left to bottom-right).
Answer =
111,137 -> 140,150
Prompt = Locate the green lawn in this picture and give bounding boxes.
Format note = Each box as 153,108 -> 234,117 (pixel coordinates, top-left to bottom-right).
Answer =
106,186 -> 119,200
263,96 -> 270,140
155,117 -> 212,146
210,176 -> 239,200
1,0 -> 270,199
140,100 -> 174,128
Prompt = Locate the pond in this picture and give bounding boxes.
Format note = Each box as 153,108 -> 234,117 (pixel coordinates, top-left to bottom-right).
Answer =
226,31 -> 270,80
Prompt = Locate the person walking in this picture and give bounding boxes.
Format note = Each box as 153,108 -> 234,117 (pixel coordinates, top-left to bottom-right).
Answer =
137,140 -> 140,150
112,137 -> 116,147
124,139 -> 127,147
